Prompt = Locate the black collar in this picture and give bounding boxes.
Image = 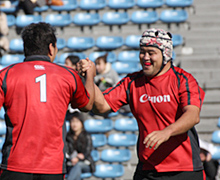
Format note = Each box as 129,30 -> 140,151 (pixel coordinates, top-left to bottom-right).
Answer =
24,55 -> 51,62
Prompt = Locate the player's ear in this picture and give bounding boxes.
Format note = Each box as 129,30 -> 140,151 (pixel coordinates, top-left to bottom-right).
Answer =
48,43 -> 53,56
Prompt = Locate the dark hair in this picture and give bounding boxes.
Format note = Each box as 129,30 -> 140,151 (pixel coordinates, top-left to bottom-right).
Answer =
21,22 -> 57,56
95,53 -> 108,64
66,111 -> 85,133
65,55 -> 80,65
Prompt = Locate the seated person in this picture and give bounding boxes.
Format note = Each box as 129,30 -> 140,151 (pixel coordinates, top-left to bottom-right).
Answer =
65,55 -> 80,70
0,11 -> 9,55
199,138 -> 219,180
66,112 -> 95,180
94,53 -> 119,92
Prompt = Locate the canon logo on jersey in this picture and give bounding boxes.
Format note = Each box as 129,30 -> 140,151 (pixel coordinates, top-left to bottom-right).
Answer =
140,94 -> 171,103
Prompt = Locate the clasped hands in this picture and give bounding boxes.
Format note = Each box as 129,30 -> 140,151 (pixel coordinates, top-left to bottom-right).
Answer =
77,58 -> 96,77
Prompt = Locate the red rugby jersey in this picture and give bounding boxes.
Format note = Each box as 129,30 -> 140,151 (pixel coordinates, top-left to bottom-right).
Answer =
104,65 -> 205,172
0,55 -> 90,174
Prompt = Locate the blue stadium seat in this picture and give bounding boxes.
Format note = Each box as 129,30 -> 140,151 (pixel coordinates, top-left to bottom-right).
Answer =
34,5 -> 49,13
6,15 -> 16,27
0,0 -> 19,13
120,111 -> 134,117
91,134 -> 107,148
0,137 -> 5,150
165,0 -> 193,8
108,133 -> 137,147
84,119 -> 113,133
102,12 -> 129,25
80,172 -> 92,179
9,39 -> 23,52
66,121 -> 70,132
94,164 -> 124,178
107,111 -> 119,118
57,38 -> 66,50
16,15 -> 43,28
67,37 -> 95,51
0,121 -> 6,136
96,36 -> 124,50
160,9 -> 188,23
118,51 -> 139,62
73,13 -> 100,26
108,0 -> 135,10
172,51 -> 176,60
217,117 -> 220,128
1,54 -> 24,66
50,0 -> 77,12
114,118 -> 138,132
125,35 -> 141,49
212,130 -> 220,144
45,14 -> 72,27
131,10 -> 159,25
79,0 -> 106,11
89,51 -> 116,63
53,56 -> 59,64
101,149 -> 131,162
211,146 -> 220,160
0,108 -> 5,120
172,34 -> 184,47
136,0 -> 164,9
91,150 -> 99,162
58,52 -> 86,64
111,61 -> 141,74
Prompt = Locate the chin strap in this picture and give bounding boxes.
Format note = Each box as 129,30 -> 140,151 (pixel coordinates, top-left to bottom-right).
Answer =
154,57 -> 173,77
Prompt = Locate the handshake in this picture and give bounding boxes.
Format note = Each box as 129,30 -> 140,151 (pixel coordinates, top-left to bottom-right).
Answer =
77,58 -> 96,78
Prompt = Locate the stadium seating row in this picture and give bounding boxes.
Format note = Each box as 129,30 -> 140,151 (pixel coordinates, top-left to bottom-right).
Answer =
8,34 -> 183,52
6,9 -> 188,28
0,51 -> 176,74
1,0 -> 194,14
81,164 -> 124,179
84,118 -> 138,133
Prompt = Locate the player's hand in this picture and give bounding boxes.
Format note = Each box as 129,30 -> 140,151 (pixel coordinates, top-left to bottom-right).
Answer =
143,129 -> 171,150
77,58 -> 96,77
71,157 -> 79,166
77,153 -> 85,160
77,58 -> 90,76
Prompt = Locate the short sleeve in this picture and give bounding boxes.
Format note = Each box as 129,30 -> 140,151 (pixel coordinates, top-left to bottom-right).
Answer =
179,73 -> 205,109
103,77 -> 129,112
70,72 -> 90,109
0,69 -> 7,108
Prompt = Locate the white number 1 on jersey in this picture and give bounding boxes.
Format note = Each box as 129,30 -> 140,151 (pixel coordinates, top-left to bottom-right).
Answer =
35,74 -> 47,102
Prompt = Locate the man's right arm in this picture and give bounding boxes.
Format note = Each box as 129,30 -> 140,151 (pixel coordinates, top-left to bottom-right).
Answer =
78,58 -> 96,112
77,58 -> 111,114
92,84 -> 111,114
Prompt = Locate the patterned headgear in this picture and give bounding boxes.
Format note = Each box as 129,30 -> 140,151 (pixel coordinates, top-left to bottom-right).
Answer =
140,28 -> 173,64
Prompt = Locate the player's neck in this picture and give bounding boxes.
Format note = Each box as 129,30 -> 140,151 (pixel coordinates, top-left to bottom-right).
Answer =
156,61 -> 172,77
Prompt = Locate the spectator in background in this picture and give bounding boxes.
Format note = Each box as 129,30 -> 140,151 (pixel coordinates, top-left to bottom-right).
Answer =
94,53 -> 119,92
65,55 -> 80,70
0,11 -> 9,55
19,0 -> 38,14
66,112 -> 95,180
199,139 -> 219,180
19,0 -> 63,14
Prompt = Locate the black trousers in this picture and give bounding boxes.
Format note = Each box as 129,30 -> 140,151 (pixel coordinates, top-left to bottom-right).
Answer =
0,170 -> 64,180
133,170 -> 205,180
